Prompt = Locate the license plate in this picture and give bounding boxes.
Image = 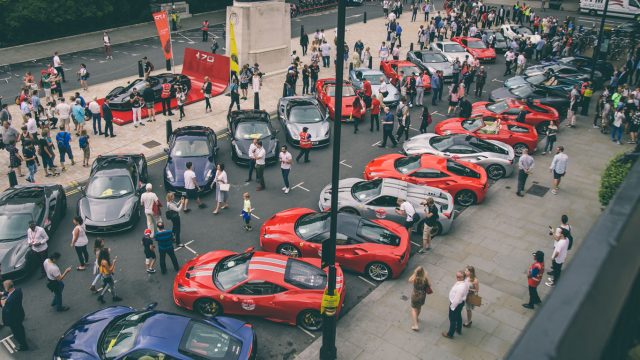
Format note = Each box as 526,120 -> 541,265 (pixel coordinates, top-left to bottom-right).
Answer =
312,141 -> 319,145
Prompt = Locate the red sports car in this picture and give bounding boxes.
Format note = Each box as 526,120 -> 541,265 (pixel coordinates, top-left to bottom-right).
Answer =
379,60 -> 431,90
316,78 -> 361,122
173,249 -> 345,331
435,115 -> 538,156
260,208 -> 410,282
450,37 -> 496,62
471,99 -> 560,133
364,154 -> 488,206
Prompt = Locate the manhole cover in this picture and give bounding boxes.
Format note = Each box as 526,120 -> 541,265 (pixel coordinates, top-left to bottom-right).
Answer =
142,140 -> 162,149
527,184 -> 550,197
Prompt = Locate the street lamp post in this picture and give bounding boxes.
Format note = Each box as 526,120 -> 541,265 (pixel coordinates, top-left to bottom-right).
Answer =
319,0 -> 346,359
591,0 -> 610,82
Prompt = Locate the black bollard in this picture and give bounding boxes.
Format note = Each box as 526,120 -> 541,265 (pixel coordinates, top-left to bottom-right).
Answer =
409,42 -> 414,51
138,60 -> 144,77
364,11 -> 367,23
166,59 -> 171,71
8,171 -> 17,187
166,119 -> 173,144
368,56 -> 372,69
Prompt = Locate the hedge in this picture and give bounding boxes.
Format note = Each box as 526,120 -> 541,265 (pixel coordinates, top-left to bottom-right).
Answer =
598,153 -> 633,207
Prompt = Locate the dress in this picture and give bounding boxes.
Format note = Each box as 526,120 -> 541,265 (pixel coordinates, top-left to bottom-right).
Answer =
214,170 -> 228,203
410,278 -> 429,308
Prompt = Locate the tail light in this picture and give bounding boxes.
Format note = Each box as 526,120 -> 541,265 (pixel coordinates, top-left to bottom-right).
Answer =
443,212 -> 452,219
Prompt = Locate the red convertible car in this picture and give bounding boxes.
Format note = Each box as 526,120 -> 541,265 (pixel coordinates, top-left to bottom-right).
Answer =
450,37 -> 496,62
173,249 -> 345,331
316,78 -> 361,122
364,154 -> 488,206
435,115 -> 538,156
472,99 -> 560,133
379,60 -> 431,90
260,208 -> 410,282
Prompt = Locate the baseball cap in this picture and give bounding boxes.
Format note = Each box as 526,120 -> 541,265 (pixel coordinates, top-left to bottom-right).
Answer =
144,229 -> 152,235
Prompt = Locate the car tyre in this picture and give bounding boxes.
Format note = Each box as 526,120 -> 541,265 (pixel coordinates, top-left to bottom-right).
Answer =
194,298 -> 223,317
366,262 -> 392,282
298,309 -> 324,331
454,190 -> 477,207
485,164 -> 506,180
276,244 -> 301,258
338,207 -> 360,216
513,143 -> 529,157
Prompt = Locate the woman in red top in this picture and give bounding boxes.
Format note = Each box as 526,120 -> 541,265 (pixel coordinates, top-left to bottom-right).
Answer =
352,93 -> 363,134
370,96 -> 381,132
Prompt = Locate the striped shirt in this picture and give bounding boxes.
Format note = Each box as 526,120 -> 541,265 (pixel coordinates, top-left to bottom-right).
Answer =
154,230 -> 174,251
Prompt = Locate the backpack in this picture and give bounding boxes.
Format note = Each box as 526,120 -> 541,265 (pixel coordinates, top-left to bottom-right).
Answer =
79,136 -> 88,149
56,133 -> 66,150
566,226 -> 574,250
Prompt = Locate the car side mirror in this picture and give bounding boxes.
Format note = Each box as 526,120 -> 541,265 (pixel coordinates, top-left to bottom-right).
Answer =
244,246 -> 255,253
79,186 -> 86,194
145,302 -> 158,311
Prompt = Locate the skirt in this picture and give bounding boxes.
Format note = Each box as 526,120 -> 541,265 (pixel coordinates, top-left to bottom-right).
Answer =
216,187 -> 228,203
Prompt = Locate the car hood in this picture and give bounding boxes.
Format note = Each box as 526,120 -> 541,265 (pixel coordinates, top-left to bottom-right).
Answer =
0,238 -> 29,274
402,133 -> 439,154
364,154 -> 404,179
425,62 -> 453,75
79,195 -> 137,223
490,87 -> 514,101
371,84 -> 400,102
234,137 -> 279,157
434,118 -> 464,135
504,76 -> 529,89
287,121 -> 330,141
166,157 -> 213,184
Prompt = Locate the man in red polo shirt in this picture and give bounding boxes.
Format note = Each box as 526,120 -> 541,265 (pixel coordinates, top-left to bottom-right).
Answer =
370,95 -> 381,132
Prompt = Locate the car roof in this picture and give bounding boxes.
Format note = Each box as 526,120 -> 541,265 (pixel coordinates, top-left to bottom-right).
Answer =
246,253 -> 290,287
173,126 -> 214,137
379,178 -> 408,198
353,68 -> 383,76
229,110 -> 270,123
436,41 -> 458,45
419,154 -> 448,168
286,97 -> 320,107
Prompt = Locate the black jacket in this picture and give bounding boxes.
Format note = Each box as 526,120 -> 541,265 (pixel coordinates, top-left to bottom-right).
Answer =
459,100 -> 472,118
102,103 -> 113,121
2,288 -> 25,326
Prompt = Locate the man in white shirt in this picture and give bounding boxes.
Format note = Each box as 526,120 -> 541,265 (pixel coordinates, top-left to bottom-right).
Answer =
183,161 -> 205,213
516,148 -> 534,197
395,198 -> 416,230
279,145 -> 292,194
52,52 -> 65,82
546,228 -> 569,287
88,96 -> 102,136
549,145 -> 568,194
140,183 -> 160,233
254,140 -> 267,191
55,97 -> 72,132
26,117 -> 38,138
319,41 -> 331,68
44,252 -> 71,312
246,139 -> 258,182
504,49 -> 515,76
443,271 -> 470,339
27,221 -> 49,277
516,53 -> 526,75
379,42 -> 390,62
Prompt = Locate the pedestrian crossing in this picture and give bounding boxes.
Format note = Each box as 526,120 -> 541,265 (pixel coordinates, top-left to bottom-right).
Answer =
0,335 -> 16,354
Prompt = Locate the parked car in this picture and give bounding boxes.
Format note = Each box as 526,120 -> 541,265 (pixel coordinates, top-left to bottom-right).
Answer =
349,68 -> 401,106
316,78 -> 362,122
540,55 -> 614,78
164,126 -> 218,194
451,36 -> 496,62
524,64 -> 603,89
278,96 -> 330,147
379,60 -> 431,90
429,41 -> 475,64
489,84 -> 571,115
472,98 -> 560,133
228,110 -> 279,165
406,50 -> 454,82
504,73 -> 582,93
499,24 -> 541,43
478,29 -> 508,53
106,73 -> 191,111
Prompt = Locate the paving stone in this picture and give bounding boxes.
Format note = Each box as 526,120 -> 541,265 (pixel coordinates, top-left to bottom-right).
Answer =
478,335 -> 512,357
492,322 -> 522,344
459,345 -> 501,360
355,340 -> 420,360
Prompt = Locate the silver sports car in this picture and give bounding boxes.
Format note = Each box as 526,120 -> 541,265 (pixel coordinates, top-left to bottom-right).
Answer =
349,68 -> 401,107
277,96 -> 331,148
318,177 -> 455,237
406,50 -> 454,82
402,133 -> 515,180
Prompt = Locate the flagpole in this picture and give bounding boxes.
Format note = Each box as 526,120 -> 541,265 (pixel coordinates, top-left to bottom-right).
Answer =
167,11 -> 175,74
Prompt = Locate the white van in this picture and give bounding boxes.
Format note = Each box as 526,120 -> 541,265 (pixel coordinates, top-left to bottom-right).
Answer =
580,0 -> 640,18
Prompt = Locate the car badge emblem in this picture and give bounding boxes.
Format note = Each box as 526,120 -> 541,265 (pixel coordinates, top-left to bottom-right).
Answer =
375,208 -> 387,218
241,299 -> 256,311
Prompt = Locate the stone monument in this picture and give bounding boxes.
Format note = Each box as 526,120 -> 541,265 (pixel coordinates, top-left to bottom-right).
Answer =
226,0 -> 291,74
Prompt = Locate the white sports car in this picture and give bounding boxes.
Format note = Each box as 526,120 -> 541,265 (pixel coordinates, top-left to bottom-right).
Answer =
500,24 -> 541,44
429,41 -> 475,64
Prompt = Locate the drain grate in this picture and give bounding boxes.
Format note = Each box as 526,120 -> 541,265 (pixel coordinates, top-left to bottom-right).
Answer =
527,184 -> 550,197
142,140 -> 162,149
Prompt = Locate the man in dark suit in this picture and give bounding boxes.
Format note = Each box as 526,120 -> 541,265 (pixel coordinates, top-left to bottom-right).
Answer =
1,280 -> 28,351
102,98 -> 115,138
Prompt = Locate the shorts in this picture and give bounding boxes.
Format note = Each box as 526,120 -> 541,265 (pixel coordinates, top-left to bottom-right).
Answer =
83,146 -> 90,160
144,250 -> 156,259
146,102 -> 155,110
553,170 -> 565,180
61,117 -> 70,127
422,224 -> 433,240
630,123 -> 639,132
466,302 -> 475,310
240,83 -> 249,90
186,188 -> 198,200
449,100 -> 458,106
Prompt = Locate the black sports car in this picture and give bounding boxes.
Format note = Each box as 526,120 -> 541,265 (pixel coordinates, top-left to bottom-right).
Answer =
489,84 -> 570,116
228,110 -> 280,165
164,126 -> 218,194
524,64 -> 604,89
0,184 -> 66,280
477,29 -> 508,53
540,56 -> 614,79
106,73 -> 191,111
78,155 -> 148,234
278,96 -> 330,148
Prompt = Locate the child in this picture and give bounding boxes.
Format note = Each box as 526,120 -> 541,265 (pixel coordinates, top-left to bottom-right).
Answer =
90,238 -> 105,293
142,229 -> 157,273
241,192 -> 252,231
79,129 -> 90,167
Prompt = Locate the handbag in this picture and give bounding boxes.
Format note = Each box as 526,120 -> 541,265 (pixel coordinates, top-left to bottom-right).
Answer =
426,281 -> 433,295
466,293 -> 482,307
219,183 -> 230,192
152,200 -> 162,216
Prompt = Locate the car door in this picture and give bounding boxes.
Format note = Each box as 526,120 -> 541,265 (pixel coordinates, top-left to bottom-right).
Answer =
410,168 -> 452,188
365,195 -> 400,222
228,281 -> 286,317
444,144 -> 478,162
334,234 -> 364,272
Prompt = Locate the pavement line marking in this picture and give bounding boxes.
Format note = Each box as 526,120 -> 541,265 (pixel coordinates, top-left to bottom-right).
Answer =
371,140 -> 381,147
251,213 -> 261,220
148,155 -> 169,165
297,326 -> 316,338
0,335 -> 15,354
131,53 -> 140,57
347,14 -> 363,18
291,182 -> 310,192
431,111 -> 447,117
491,78 -> 504,83
176,240 -> 198,255
177,32 -> 196,44
90,58 -> 96,61
358,275 -> 377,286
339,159 -> 352,168
410,241 -> 422,247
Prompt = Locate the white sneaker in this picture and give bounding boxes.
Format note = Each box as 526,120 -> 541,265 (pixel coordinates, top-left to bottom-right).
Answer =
285,188 -> 290,194
282,187 -> 287,191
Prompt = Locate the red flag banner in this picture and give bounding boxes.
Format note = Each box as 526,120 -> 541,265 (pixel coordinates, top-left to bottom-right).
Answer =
152,11 -> 173,60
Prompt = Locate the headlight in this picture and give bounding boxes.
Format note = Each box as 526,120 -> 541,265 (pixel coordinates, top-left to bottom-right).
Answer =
325,129 -> 330,137
205,169 -> 213,180
177,284 -> 199,293
165,168 -> 174,182
263,234 -> 279,239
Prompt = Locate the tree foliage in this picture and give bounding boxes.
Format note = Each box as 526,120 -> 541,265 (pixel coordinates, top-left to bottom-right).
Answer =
598,153 -> 633,207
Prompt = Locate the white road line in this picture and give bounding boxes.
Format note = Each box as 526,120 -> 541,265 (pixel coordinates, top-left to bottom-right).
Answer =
410,241 -> 422,247
63,67 -> 71,71
90,58 -> 96,61
0,335 -> 15,354
358,275 -> 377,286
340,159 -> 352,168
180,240 -> 199,255
131,53 -> 140,57
431,111 -> 446,117
347,14 -> 363,19
178,40 -> 185,43
292,182 -> 310,192
409,126 -> 420,132
251,213 -> 261,220
177,32 -> 196,44
491,78 -> 504,83
371,140 -> 381,146
143,44 -> 149,47
297,326 -> 317,338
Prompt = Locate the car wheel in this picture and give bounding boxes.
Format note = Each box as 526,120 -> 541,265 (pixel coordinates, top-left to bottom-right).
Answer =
513,143 -> 529,157
588,9 -> 596,16
485,164 -> 506,180
454,190 -> 477,207
535,121 -> 550,135
276,244 -> 301,258
298,309 -> 324,331
366,262 -> 392,282
194,298 -> 222,317
338,207 -> 360,216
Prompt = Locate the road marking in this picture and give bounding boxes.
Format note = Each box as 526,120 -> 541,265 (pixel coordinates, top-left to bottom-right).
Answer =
291,182 -> 310,192
90,58 -> 96,61
96,279 -> 119,293
372,140 -> 381,147
176,240 -> 198,255
251,213 -> 261,220
297,326 -> 317,338
491,78 -> 504,83
178,40 -> 185,43
131,53 -> 140,57
143,44 -> 149,47
0,335 -> 15,354
339,159 -> 352,168
431,111 -> 446,117
99,60 -> 107,63
177,32 -> 196,44
148,155 -> 169,165
409,126 -> 420,133
347,14 -> 363,19
63,67 -> 72,71
358,275 -> 377,286
410,241 -> 422,247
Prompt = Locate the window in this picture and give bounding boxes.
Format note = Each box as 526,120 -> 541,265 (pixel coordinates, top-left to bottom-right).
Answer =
357,220 -> 400,246
470,137 -> 508,154
295,212 -> 330,239
231,281 -> 286,295
235,122 -> 272,140
288,106 -> 324,123
461,118 -> 485,132
443,44 -> 465,52
507,125 -> 530,133
171,138 -> 210,157
446,159 -> 480,178
285,258 -> 327,289
86,175 -> 134,198
367,195 -> 398,207
412,169 -> 448,178
504,108 -> 524,115
447,145 -> 476,154
213,252 -> 253,291
179,321 -> 243,360
486,101 -> 509,114
394,156 -> 422,174
101,312 -> 155,360
0,213 -> 34,242
352,179 -> 383,202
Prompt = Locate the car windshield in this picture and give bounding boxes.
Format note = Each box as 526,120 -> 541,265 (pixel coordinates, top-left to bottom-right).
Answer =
486,101 -> 510,114
446,159 -> 480,178
461,118 -> 486,132
171,138 -> 210,157
122,79 -> 146,93
466,41 -> 486,49
101,311 -> 154,360
526,74 -> 548,86
235,122 -> 272,140
399,66 -> 420,75
421,53 -> 447,62
289,106 -> 323,123
327,85 -> 356,97
357,219 -> 401,246
0,213 -> 32,241
214,252 -> 253,291
86,175 -> 134,198
362,74 -> 385,85
180,321 -> 243,360
394,156 -> 421,174
511,86 -> 534,97
285,258 -> 327,290
429,135 -> 457,151
296,212 -> 330,239
470,137 -> 509,154
443,43 -> 466,52
351,179 -> 383,202
515,26 -> 533,35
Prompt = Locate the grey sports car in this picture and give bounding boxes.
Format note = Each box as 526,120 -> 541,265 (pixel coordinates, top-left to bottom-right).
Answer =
318,178 -> 455,237
277,96 -> 331,147
348,68 -> 401,107
406,50 -> 454,82
402,134 -> 515,180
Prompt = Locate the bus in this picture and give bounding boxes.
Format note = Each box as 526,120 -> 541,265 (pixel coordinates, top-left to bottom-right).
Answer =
580,0 -> 640,18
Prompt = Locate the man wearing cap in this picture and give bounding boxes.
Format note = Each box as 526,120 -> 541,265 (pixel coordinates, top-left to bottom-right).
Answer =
88,96 -> 102,135
523,251 -> 544,309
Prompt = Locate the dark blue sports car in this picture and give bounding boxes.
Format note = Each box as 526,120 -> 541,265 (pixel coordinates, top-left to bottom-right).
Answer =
53,304 -> 256,360
164,126 -> 218,194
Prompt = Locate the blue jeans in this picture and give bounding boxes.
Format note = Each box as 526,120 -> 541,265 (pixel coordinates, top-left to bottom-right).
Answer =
92,113 -> 102,134
59,145 -> 73,164
432,88 -> 439,105
281,168 -> 290,188
27,163 -> 37,182
611,126 -> 622,142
